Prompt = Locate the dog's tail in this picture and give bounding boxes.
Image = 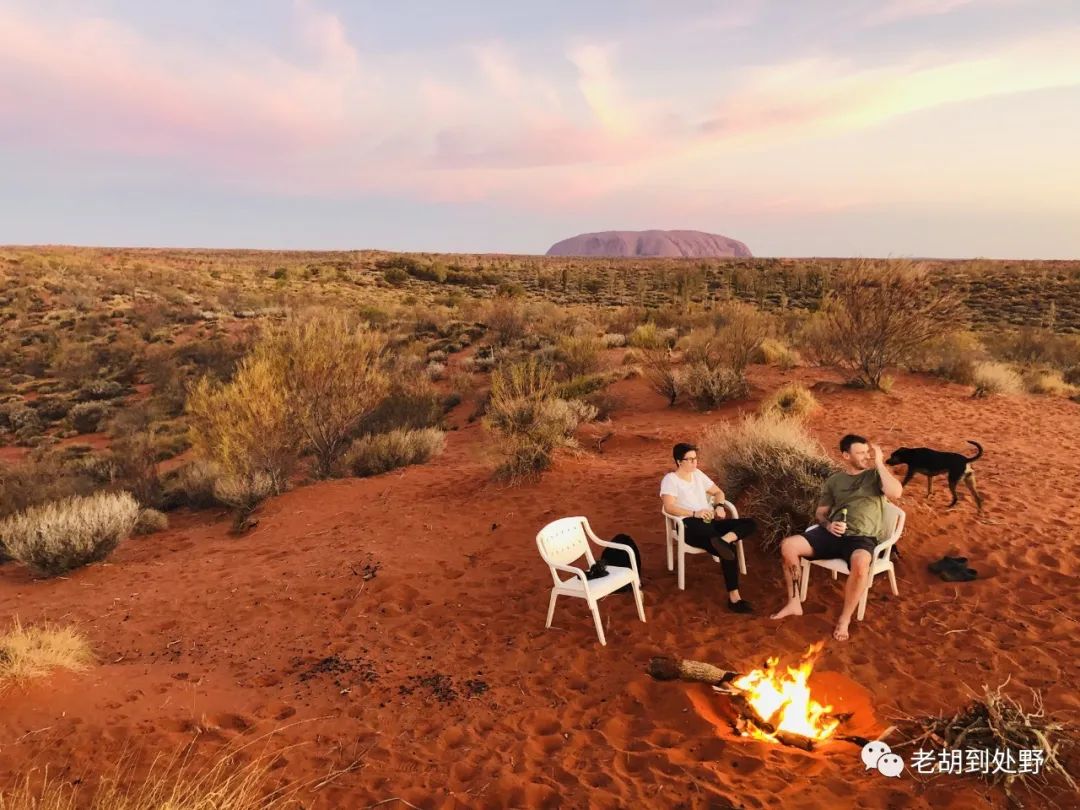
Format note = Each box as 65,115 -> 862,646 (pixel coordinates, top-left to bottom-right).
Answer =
965,440 -> 983,462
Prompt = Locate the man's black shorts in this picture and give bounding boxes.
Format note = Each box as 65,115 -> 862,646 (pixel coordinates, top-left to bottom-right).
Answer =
800,525 -> 878,563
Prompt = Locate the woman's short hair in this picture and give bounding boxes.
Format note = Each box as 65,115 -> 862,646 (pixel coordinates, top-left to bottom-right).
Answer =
673,442 -> 697,463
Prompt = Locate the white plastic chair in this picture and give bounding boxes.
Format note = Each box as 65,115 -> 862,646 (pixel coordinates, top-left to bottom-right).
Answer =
662,501 -> 747,591
536,516 -> 646,646
799,502 -> 905,621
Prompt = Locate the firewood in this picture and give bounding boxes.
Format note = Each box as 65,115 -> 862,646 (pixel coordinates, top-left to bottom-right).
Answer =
647,656 -> 740,685
775,731 -> 816,751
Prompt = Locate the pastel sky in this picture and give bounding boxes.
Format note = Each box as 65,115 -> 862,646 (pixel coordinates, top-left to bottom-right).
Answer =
2,0 -> 1079,257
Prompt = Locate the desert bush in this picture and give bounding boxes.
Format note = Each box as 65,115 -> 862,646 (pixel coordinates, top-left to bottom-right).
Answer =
359,377 -> 444,435
627,323 -> 671,350
213,472 -> 274,530
345,428 -> 446,477
133,508 -> 169,535
76,379 -> 127,402
0,620 -> 93,684
678,363 -> 748,410
984,327 -> 1080,369
1022,368 -> 1078,397
0,491 -> 139,577
906,330 -> 986,385
753,337 -> 800,369
759,383 -> 819,421
800,260 -> 965,390
160,459 -> 222,511
483,357 -> 597,480
711,301 -> 773,373
699,415 -> 839,551
556,371 -> 617,401
635,347 -> 681,405
186,350 -> 301,492
383,267 -> 408,285
68,401 -> 111,434
972,361 -> 1024,397
259,311 -> 389,478
0,460 -> 95,521
556,334 -> 603,377
485,298 -> 527,346
426,362 -> 447,380
601,333 -> 627,348
678,328 -> 724,367
31,396 -> 71,422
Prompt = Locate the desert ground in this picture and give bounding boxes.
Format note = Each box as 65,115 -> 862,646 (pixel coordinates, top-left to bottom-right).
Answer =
1,249 -> 1078,808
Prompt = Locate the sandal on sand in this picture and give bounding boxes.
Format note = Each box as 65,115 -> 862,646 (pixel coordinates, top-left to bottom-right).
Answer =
939,565 -> 978,582
928,557 -> 969,575
708,536 -> 738,562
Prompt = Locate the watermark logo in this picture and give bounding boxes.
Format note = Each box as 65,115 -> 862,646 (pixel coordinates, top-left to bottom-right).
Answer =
862,743 -> 1046,778
862,741 -> 905,778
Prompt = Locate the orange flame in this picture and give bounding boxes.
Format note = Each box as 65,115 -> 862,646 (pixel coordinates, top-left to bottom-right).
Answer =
732,642 -> 839,742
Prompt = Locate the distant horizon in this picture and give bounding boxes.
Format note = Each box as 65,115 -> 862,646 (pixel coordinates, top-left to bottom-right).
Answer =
6,240 -> 1075,262
3,1 -> 1079,259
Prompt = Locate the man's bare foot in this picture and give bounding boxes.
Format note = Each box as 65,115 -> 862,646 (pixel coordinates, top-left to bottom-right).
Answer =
770,599 -> 803,620
833,619 -> 851,641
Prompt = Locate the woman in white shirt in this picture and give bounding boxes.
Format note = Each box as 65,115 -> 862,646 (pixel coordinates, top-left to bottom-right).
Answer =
660,442 -> 758,613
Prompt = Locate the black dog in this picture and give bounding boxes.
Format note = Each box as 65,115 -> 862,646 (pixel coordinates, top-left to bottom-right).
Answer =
886,441 -> 984,511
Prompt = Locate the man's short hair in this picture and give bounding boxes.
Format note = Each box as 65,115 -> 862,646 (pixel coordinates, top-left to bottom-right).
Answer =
673,442 -> 697,463
840,434 -> 868,454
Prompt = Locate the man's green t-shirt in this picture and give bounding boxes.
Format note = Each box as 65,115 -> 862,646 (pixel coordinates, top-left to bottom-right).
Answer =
819,469 -> 886,539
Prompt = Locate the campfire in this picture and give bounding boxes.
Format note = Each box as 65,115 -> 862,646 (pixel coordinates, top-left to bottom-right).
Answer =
649,643 -> 863,751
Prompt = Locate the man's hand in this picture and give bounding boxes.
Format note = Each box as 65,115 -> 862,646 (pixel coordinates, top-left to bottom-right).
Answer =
827,520 -> 847,536
871,443 -> 885,466
713,505 -> 725,520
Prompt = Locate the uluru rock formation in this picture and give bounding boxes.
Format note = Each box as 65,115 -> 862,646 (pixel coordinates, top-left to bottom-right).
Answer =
546,229 -> 752,258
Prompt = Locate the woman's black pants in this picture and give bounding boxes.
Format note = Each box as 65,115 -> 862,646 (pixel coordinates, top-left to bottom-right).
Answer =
681,517 -> 757,592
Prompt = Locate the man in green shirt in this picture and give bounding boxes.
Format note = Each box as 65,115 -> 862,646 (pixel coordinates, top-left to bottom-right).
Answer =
770,434 -> 904,641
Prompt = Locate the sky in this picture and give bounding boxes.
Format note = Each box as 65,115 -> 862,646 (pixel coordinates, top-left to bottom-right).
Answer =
1,0 -> 1079,258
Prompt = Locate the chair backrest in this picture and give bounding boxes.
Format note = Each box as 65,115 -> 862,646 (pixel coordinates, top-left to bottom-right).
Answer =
883,502 -> 906,543
536,516 -> 596,568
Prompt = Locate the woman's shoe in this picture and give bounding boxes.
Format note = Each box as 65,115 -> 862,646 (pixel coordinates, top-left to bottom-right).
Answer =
728,599 -> 753,614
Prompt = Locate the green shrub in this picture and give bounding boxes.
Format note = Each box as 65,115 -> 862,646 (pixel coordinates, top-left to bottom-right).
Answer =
555,335 -> 603,377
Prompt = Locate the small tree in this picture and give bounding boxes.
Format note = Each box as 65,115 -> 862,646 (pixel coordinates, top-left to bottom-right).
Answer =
186,352 -> 301,493
261,311 -> 389,478
712,301 -> 773,373
809,260 -> 965,390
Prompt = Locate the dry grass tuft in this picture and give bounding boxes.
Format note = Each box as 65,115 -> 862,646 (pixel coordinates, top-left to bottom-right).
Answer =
0,491 -> 139,577
346,428 -> 446,477
759,383 -> 819,421
972,361 -> 1024,397
0,620 -> 93,685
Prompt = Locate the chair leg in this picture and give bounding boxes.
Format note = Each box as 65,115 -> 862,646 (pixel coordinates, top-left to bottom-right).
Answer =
666,533 -> 674,572
737,539 -> 747,576
832,570 -> 838,580
545,590 -> 559,629
588,599 -> 606,645
632,579 -> 646,623
677,546 -> 686,591
799,561 -> 810,602
887,567 -> 899,595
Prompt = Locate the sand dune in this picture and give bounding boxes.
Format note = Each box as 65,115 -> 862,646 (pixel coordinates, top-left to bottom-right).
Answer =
2,367 -> 1078,807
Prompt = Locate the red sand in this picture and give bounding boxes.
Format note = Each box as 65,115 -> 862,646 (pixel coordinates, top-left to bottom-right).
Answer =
2,368 -> 1078,808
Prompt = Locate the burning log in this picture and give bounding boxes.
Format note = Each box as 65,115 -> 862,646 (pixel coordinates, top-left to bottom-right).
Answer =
648,656 -> 741,686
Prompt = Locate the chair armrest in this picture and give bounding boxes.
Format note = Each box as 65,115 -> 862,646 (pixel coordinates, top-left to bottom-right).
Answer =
871,536 -> 899,562
551,563 -> 590,588
718,500 -> 738,519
